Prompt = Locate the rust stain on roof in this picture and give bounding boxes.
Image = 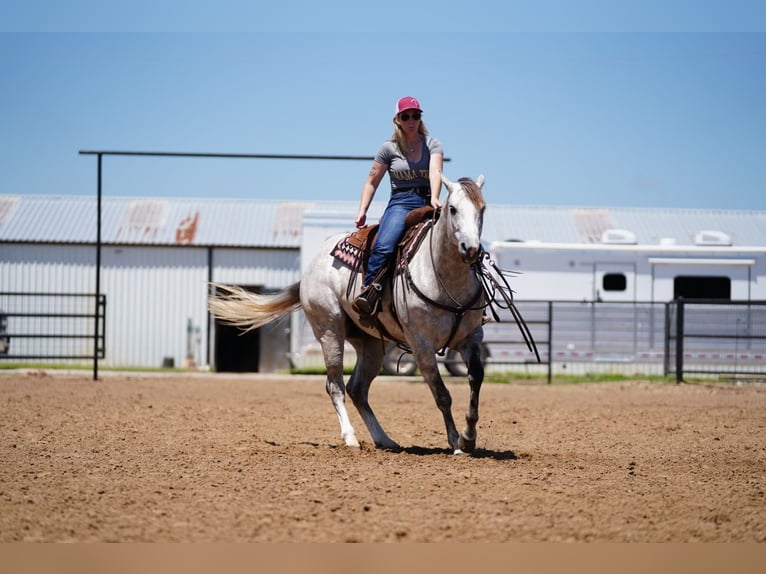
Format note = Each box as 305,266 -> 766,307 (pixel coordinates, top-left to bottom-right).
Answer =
175,212 -> 200,244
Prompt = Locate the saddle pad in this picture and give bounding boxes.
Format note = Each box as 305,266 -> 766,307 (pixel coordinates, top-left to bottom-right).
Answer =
396,219 -> 434,273
331,225 -> 378,269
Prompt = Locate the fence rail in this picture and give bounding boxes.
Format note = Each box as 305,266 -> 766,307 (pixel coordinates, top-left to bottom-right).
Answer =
481,300 -> 766,382
666,299 -> 766,382
0,292 -> 106,362
2,292 -> 764,383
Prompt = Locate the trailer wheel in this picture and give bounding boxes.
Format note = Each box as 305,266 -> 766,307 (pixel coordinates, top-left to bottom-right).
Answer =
445,345 -> 489,377
382,343 -> 418,375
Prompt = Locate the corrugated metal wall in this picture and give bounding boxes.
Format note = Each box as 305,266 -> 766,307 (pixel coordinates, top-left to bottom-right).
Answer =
1,243 -> 301,369
0,245 -> 97,360
101,246 -> 209,368
211,248 -> 300,287
0,244 -> 95,292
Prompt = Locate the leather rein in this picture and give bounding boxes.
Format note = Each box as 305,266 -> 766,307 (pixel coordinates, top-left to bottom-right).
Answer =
399,218 -> 486,352
399,216 -> 541,362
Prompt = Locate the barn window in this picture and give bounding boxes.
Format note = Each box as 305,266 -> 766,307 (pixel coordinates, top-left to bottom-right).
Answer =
674,276 -> 731,299
602,273 -> 627,292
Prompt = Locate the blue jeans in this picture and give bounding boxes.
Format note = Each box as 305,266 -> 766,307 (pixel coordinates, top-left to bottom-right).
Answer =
364,191 -> 429,287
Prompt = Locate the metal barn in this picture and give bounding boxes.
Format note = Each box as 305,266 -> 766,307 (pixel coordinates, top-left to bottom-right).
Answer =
0,196 -> 313,371
2,194 -> 766,373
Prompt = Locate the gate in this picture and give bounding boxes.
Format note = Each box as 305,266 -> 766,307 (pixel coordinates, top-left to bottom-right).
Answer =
0,292 -> 106,368
666,299 -> 766,382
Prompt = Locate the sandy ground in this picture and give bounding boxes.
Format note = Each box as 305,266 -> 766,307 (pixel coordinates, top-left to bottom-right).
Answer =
1,371 -> 765,542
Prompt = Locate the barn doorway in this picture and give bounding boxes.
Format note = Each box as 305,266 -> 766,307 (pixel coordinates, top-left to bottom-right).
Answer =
213,284 -> 261,372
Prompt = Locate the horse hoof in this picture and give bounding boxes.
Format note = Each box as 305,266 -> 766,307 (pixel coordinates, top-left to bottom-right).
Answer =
458,435 -> 476,453
344,435 -> 361,448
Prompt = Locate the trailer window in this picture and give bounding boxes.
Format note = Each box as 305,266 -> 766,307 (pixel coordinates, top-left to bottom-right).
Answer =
673,276 -> 731,299
602,273 -> 627,292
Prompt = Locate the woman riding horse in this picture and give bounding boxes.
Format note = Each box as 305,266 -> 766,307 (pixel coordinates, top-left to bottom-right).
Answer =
352,96 -> 444,324
210,173 -> 490,453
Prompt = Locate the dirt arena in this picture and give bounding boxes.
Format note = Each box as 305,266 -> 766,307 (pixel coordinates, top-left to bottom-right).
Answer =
1,371 -> 764,542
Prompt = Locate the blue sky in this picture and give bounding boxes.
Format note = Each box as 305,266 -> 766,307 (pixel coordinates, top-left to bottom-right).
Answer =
1,4 -> 765,210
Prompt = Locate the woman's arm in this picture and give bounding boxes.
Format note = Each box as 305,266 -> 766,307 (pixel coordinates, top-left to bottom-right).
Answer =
428,152 -> 444,209
355,160 -> 387,228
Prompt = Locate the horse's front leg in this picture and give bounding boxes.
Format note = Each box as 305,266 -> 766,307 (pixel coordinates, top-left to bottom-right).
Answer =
414,350 -> 461,453
458,337 -> 485,453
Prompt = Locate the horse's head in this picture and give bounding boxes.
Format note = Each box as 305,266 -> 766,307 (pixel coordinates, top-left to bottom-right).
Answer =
441,174 -> 486,264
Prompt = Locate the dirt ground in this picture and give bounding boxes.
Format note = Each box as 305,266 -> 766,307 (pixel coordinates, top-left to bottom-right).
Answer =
1,371 -> 765,542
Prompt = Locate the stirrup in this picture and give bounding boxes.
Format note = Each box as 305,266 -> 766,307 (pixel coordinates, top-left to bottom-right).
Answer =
353,283 -> 382,324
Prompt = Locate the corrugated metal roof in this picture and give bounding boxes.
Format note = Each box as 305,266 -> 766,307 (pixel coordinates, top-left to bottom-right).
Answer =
0,196 -> 326,248
2,195 -> 766,248
484,205 -> 583,244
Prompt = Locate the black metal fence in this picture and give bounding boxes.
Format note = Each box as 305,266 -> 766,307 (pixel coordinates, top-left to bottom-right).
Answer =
483,300 -> 766,382
483,301 -> 553,382
0,292 -> 106,366
2,292 -> 764,383
484,301 -> 668,379
666,299 -> 766,382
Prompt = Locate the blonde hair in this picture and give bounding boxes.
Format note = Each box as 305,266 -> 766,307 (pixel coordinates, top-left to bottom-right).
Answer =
391,115 -> 429,156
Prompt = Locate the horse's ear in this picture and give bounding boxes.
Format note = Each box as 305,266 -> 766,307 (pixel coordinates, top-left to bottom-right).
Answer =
441,173 -> 457,193
476,174 -> 485,189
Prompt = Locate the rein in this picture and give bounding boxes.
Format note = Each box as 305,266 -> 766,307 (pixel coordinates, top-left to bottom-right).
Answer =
471,250 -> 541,362
400,218 -> 486,352
400,217 -> 541,362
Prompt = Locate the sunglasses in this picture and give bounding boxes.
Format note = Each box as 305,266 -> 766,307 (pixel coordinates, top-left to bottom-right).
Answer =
399,112 -> 422,121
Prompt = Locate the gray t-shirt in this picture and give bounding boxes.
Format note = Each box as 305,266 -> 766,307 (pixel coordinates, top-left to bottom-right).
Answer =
374,136 -> 443,192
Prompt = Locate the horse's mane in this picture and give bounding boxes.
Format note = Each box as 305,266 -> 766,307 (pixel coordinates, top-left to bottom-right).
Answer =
456,177 -> 486,209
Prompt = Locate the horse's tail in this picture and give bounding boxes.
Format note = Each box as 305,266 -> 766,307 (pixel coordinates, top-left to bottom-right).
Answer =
208,282 -> 301,332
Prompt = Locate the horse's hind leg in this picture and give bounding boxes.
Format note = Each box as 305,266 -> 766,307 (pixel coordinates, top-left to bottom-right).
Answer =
346,336 -> 399,450
319,330 -> 360,447
458,338 -> 485,453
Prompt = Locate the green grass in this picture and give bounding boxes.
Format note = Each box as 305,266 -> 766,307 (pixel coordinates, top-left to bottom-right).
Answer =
288,367 -> 680,384
485,372 -> 677,385
0,362 -> 724,385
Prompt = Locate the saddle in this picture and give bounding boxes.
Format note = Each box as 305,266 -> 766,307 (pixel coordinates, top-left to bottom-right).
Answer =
330,206 -> 436,283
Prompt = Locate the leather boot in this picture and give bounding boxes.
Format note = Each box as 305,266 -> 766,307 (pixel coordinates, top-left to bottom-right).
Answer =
353,282 -> 383,325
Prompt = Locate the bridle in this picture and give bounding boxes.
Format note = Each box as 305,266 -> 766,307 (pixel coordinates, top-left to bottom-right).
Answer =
400,212 -> 487,352
400,208 -> 540,362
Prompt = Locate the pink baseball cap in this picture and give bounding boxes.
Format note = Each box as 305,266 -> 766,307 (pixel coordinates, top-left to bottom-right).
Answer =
395,96 -> 422,115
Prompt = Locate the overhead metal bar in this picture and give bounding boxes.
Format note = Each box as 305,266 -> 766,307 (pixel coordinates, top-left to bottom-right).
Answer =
79,149 -> 450,380
79,150 -> 450,161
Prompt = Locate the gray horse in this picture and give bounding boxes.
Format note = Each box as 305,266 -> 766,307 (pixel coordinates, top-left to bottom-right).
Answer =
210,174 -> 488,454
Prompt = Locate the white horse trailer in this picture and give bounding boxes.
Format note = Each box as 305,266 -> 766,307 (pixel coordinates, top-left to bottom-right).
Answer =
490,238 -> 766,304
486,237 -> 766,377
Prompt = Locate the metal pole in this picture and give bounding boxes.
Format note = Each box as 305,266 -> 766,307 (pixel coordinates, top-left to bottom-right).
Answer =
663,302 -> 671,376
675,298 -> 684,384
94,153 -> 102,381
206,246 -> 213,370
547,301 -> 553,384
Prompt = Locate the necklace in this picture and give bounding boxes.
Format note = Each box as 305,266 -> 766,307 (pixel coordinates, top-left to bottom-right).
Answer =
407,138 -> 419,153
